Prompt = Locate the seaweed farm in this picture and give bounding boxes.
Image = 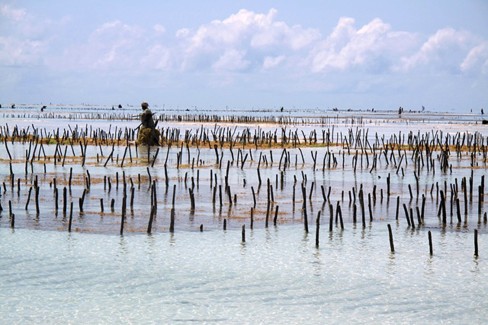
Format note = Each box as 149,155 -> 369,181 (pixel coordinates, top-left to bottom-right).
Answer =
1,105 -> 488,323
1,105 -> 487,234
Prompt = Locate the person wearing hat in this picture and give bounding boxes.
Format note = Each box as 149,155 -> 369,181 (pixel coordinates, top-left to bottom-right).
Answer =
137,101 -> 160,145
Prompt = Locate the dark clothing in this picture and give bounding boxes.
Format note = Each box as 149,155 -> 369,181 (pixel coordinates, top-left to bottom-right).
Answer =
141,108 -> 155,129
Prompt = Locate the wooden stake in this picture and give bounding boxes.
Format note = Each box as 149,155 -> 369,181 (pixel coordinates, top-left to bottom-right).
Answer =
388,224 -> 394,253
474,229 -> 479,257
428,230 -> 433,256
315,211 -> 321,248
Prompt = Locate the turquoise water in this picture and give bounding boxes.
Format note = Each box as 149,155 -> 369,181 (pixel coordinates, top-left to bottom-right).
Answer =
1,225 -> 486,324
1,106 -> 488,324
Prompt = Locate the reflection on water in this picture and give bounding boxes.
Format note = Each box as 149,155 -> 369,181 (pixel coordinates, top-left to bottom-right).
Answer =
2,225 -> 485,323
1,106 -> 488,323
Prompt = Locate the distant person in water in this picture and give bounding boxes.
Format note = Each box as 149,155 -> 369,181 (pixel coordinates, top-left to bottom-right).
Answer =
137,102 -> 159,145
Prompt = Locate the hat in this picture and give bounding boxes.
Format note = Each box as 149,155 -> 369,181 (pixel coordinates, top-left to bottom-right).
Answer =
141,102 -> 149,108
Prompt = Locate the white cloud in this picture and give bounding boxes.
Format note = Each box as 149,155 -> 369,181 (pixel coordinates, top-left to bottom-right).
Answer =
309,17 -> 414,73
59,20 -> 148,70
183,9 -> 274,55
153,24 -> 166,34
249,20 -> 320,50
3,5 -> 485,79
0,4 -> 26,21
176,28 -> 190,39
0,4 -> 49,66
0,4 -> 62,38
177,8 -> 319,71
263,55 -> 285,69
249,10 -> 320,50
397,28 -> 471,71
460,42 -> 488,74
0,37 -> 45,66
1,4 -> 488,107
141,45 -> 172,70
212,49 -> 249,71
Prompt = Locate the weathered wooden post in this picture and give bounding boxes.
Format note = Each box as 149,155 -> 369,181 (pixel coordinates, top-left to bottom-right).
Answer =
63,187 -> 67,215
428,231 -> 433,256
35,186 -> 40,215
147,205 -> 156,234
25,186 -> 33,210
68,202 -> 73,232
387,224 -> 394,253
170,184 -> 176,233
302,184 -> 309,233
273,205 -> 279,226
474,229 -> 479,257
315,211 -> 321,248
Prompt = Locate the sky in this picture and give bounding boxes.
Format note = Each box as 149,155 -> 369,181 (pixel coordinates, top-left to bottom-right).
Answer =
1,1 -> 488,112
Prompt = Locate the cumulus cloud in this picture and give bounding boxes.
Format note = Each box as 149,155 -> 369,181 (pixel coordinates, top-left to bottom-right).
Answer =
0,4 -> 46,66
141,45 -> 172,71
460,42 -> 488,74
397,28 -> 472,72
212,49 -> 250,71
177,8 -> 319,72
87,21 -> 144,68
249,11 -> 320,50
1,4 -> 487,88
308,17 -> 417,73
59,20 -> 170,71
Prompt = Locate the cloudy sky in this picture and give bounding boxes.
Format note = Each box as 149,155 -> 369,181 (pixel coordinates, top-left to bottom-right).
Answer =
1,1 -> 487,112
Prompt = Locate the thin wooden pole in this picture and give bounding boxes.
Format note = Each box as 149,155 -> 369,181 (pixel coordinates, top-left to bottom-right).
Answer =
387,224 -> 394,253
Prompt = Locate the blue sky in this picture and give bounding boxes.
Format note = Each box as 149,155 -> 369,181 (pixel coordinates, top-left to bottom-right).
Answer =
1,1 -> 487,112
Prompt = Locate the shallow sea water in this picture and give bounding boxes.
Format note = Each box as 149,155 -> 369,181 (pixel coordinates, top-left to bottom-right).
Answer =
0,225 -> 486,324
2,139 -> 487,234
1,106 -> 488,324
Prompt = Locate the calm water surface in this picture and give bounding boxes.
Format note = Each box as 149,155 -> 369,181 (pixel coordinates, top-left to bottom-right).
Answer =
1,106 -> 488,324
0,225 -> 486,324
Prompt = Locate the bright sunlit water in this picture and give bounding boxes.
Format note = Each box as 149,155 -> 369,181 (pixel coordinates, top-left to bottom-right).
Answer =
1,225 -> 486,324
1,105 -> 488,324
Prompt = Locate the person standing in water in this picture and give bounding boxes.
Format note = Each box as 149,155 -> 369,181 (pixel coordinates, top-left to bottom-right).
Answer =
140,102 -> 155,129
137,102 -> 160,145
